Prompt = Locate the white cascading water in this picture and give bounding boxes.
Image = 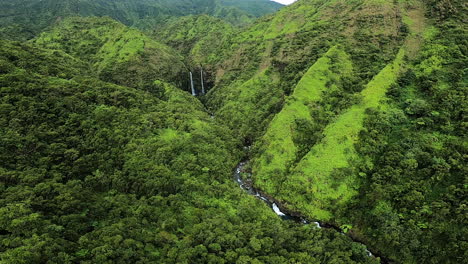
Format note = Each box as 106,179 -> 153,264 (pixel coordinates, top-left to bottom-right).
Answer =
200,67 -> 205,95
190,72 -> 196,96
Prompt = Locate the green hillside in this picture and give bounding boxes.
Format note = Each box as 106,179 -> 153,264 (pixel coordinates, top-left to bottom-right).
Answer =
280,48 -> 406,220
346,1 -> 467,261
153,15 -> 234,71
0,0 -> 466,263
253,46 -> 354,197
0,35 -> 380,263
207,0 -> 467,262
34,17 -> 186,92
220,0 -> 284,17
0,0 -> 282,41
207,0 -> 406,141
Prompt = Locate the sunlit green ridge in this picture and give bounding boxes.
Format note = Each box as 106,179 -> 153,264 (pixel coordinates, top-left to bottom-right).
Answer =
0,0 -> 466,263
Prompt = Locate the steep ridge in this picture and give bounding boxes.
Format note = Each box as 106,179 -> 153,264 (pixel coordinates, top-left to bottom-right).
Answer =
34,17 -> 186,93
207,0 -> 407,142
0,37 -> 381,263
253,46 -> 354,196
278,48 -> 406,220
0,0 -> 282,41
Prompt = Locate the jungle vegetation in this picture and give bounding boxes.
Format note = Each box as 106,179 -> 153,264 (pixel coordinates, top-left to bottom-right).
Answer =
0,0 -> 466,263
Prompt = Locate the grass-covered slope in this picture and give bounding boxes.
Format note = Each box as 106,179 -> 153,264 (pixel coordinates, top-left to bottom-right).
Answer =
247,0 -> 466,263
250,0 -> 427,222
253,46 -> 353,195
34,17 -> 186,92
282,49 -> 406,220
0,39 -> 380,264
207,0 -> 407,141
248,0 -> 426,225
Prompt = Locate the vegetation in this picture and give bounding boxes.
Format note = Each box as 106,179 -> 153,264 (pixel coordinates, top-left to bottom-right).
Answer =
206,0 -> 406,141
0,0 -> 282,41
0,0 -> 466,263
153,15 -> 235,74
0,38 -> 381,263
208,0 -> 466,262
279,48 -> 406,221
33,17 -> 186,92
253,46 -> 354,197
344,2 -> 467,262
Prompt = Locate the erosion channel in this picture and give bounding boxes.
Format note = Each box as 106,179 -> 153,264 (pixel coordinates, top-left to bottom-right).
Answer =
233,159 -> 390,264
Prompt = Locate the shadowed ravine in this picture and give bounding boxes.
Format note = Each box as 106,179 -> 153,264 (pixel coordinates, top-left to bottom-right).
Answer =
233,160 -> 391,264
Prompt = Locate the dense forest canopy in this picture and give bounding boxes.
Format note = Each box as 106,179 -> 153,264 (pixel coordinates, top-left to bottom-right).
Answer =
0,0 -> 466,263
0,0 -> 282,41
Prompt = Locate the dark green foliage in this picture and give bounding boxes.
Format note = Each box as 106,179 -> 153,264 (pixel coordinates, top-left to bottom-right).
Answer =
0,0 -> 282,41
0,40 -> 92,78
345,14 -> 467,263
291,118 -> 323,162
0,35 -> 377,263
34,17 -> 186,94
423,0 -> 467,21
0,0 -> 466,263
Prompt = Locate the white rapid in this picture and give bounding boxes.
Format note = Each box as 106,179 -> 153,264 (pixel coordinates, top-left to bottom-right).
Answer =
272,203 -> 286,216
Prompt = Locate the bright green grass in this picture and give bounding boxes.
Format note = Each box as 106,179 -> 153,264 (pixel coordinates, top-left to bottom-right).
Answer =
35,16 -> 182,74
95,25 -> 177,71
253,46 -> 353,194
280,48 -> 406,221
279,3 -> 427,220
159,128 -> 184,142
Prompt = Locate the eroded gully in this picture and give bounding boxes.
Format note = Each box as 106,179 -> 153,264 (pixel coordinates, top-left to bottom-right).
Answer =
233,160 -> 390,264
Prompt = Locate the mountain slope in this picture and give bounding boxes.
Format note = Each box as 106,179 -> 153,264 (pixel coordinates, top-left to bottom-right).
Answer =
0,38 -> 380,264
0,0 -> 466,263
153,15 -> 234,71
253,46 -> 354,198
346,1 -> 467,262
220,0 -> 284,17
207,0 -> 406,141
279,47 -> 406,220
0,0 -> 283,40
204,0 -> 467,263
34,16 -> 186,93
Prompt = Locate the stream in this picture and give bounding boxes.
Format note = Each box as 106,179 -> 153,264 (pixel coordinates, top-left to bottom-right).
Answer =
233,160 -> 388,263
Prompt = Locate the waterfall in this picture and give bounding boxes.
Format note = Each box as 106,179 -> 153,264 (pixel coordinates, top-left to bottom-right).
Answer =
200,66 -> 205,95
190,72 -> 196,96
